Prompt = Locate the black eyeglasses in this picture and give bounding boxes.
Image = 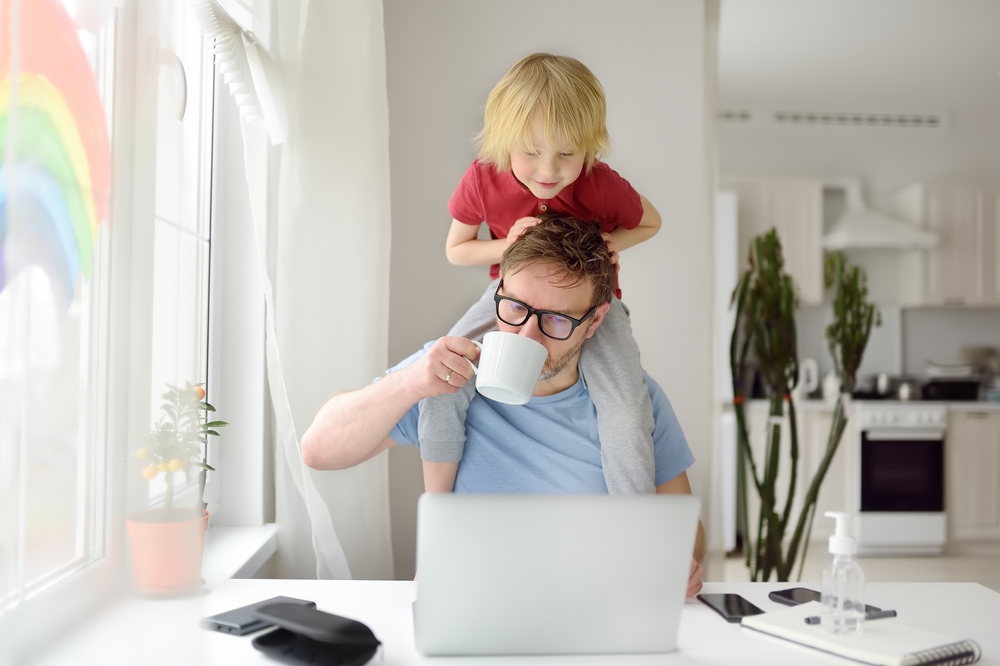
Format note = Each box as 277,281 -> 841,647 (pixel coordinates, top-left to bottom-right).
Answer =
493,279 -> 598,341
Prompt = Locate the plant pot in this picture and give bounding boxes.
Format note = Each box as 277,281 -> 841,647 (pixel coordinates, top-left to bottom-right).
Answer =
125,508 -> 209,593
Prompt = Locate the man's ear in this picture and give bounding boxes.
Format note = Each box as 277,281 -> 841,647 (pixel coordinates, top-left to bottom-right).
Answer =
583,302 -> 613,340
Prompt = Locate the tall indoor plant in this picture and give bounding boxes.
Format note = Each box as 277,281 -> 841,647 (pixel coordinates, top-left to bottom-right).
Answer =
730,231 -> 879,582
125,382 -> 228,592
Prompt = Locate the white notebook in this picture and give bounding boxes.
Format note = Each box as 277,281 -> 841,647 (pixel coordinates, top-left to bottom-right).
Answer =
741,602 -> 982,666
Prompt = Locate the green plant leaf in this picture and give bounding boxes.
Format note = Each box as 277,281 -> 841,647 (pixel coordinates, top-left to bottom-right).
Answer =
150,381 -> 224,489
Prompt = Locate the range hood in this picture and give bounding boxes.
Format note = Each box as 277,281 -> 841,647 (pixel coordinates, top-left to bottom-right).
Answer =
823,183 -> 938,251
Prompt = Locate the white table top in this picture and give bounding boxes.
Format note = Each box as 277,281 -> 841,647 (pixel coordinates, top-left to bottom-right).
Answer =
32,580 -> 1000,665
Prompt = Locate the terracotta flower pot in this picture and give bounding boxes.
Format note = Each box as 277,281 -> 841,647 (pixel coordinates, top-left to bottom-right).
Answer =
125,508 -> 209,592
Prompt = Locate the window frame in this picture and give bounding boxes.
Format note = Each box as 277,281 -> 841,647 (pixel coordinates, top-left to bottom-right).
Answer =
1,0 -> 274,655
0,0 -> 222,656
0,3 -> 136,657
139,0 -> 217,513
201,54 -> 271,529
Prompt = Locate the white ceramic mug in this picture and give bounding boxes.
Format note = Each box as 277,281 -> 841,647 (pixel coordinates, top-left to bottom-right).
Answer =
467,331 -> 548,405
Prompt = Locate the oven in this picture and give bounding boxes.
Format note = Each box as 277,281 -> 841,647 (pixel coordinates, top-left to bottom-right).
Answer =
852,404 -> 947,555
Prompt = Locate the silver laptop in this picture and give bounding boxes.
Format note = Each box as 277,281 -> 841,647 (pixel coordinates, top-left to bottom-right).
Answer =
413,493 -> 700,656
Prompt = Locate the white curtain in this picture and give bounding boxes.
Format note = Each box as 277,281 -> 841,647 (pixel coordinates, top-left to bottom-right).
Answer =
270,0 -> 394,579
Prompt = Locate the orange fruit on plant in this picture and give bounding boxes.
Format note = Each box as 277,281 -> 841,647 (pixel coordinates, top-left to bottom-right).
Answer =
142,465 -> 159,481
194,386 -> 206,400
136,448 -> 150,460
157,461 -> 169,472
168,458 -> 183,472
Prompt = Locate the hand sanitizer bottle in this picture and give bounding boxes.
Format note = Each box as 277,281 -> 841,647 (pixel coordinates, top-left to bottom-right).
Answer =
821,511 -> 865,634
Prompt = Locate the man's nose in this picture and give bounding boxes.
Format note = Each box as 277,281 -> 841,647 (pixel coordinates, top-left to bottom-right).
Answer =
517,315 -> 546,343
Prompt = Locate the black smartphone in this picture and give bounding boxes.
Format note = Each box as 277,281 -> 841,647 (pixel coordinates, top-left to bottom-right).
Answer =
768,587 -> 881,613
696,593 -> 765,623
200,596 -> 316,635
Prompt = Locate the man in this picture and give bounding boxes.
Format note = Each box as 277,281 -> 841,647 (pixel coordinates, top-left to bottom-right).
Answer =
302,216 -> 705,595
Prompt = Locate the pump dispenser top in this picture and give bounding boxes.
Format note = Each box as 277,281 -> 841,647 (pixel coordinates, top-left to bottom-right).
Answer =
826,511 -> 856,556
821,511 -> 864,634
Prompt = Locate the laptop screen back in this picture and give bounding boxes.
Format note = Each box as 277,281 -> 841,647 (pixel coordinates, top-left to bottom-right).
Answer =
413,494 -> 700,656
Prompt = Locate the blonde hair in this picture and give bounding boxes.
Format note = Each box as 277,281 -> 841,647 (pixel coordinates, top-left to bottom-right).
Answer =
475,53 -> 611,172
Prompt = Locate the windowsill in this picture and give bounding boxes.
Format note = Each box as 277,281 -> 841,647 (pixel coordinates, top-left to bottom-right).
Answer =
202,524 -> 279,589
27,524 -> 279,666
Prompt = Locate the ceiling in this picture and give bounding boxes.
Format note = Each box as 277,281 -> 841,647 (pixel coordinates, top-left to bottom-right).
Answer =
718,0 -> 1000,118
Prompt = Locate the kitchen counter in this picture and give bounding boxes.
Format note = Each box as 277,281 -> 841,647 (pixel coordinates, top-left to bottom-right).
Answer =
721,399 -> 838,412
941,401 -> 1000,412
723,399 -> 1000,412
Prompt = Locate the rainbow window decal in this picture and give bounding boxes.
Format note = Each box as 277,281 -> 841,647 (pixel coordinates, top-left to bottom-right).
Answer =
1,0 -> 111,309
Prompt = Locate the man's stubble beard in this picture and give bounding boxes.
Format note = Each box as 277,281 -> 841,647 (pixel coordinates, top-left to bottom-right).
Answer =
538,325 -> 590,381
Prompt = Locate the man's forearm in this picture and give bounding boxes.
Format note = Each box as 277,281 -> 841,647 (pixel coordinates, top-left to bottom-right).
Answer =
302,337 -> 479,470
301,370 -> 423,470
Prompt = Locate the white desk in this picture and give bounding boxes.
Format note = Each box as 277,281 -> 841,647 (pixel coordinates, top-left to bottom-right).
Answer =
30,580 -> 1000,665
200,580 -> 1000,665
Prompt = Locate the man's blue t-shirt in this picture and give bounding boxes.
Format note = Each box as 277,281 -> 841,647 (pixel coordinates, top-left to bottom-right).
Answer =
386,344 -> 694,493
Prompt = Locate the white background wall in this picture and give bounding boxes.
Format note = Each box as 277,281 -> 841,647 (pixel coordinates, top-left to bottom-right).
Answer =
383,0 -> 714,579
718,0 -> 1000,193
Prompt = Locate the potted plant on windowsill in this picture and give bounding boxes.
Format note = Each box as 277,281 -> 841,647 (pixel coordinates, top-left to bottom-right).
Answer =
125,382 -> 228,593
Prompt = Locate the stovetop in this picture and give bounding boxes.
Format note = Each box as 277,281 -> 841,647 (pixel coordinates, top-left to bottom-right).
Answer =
853,401 -> 947,428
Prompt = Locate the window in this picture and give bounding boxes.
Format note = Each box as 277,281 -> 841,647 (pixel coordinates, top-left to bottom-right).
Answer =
142,1 -> 215,510
0,0 -> 217,633
0,0 -> 117,611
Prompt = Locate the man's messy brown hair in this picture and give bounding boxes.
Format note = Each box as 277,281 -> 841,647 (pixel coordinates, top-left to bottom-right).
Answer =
500,215 -> 615,306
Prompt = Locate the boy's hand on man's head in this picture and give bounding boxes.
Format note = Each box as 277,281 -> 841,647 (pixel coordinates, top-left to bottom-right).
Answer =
506,217 -> 542,245
601,232 -> 620,273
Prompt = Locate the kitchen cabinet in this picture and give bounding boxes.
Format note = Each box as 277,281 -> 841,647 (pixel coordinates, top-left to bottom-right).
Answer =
742,405 -> 850,547
946,410 -> 1000,542
894,183 -> 1000,305
721,177 -> 825,305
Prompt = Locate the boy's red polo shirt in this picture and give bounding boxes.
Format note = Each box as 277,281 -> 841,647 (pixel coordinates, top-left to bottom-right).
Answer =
448,160 -> 644,297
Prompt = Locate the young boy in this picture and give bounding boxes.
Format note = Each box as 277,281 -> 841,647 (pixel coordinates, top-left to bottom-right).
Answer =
419,53 -> 662,494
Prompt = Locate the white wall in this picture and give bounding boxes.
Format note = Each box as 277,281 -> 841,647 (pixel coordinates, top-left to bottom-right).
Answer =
717,0 -> 1000,193
718,125 -> 1000,196
903,309 -> 1000,375
384,0 -> 714,579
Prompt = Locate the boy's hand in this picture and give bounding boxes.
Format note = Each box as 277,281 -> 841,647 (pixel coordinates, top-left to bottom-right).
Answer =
506,217 -> 542,245
687,558 -> 705,597
601,232 -> 620,273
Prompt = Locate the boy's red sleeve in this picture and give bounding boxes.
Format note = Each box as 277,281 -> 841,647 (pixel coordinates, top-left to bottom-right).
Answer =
448,162 -> 486,225
602,167 -> 644,230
